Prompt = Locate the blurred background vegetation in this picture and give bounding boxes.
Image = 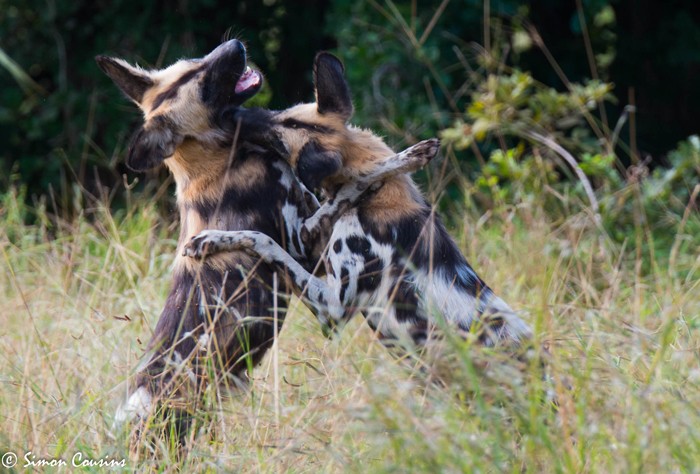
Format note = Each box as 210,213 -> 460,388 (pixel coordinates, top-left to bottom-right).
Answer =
1,0 -> 698,261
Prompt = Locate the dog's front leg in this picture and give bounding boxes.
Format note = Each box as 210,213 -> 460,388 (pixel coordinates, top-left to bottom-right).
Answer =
183,230 -> 341,333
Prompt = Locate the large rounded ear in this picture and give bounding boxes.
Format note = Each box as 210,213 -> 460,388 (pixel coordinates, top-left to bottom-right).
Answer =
126,118 -> 182,172
297,140 -> 342,191
313,52 -> 353,121
95,55 -> 154,104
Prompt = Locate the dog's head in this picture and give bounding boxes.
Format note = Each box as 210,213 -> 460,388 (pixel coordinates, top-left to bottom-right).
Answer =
231,52 -> 385,192
96,39 -> 262,172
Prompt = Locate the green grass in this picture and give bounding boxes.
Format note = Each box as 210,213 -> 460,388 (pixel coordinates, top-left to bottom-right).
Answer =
1,184 -> 699,473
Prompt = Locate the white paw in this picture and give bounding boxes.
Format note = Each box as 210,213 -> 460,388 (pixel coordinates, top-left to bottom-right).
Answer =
114,386 -> 153,427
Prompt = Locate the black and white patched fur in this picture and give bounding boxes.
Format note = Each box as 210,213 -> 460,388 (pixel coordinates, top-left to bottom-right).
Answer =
184,53 -> 531,353
97,41 -> 432,433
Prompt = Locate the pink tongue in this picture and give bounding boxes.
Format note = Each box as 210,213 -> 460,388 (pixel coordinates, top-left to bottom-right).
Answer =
235,70 -> 260,94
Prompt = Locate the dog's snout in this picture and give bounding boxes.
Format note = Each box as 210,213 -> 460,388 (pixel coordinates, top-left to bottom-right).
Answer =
223,39 -> 244,56
208,39 -> 245,61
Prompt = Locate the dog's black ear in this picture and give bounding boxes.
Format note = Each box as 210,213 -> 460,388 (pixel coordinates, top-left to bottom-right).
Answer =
95,55 -> 154,104
297,141 -> 342,191
126,119 -> 182,172
313,52 -> 353,121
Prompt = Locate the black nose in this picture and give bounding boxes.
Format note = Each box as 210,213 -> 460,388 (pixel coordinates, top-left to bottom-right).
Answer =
223,39 -> 244,55
208,39 -> 245,60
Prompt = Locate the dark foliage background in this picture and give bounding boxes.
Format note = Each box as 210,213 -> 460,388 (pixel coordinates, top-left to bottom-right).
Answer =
1,0 -> 698,202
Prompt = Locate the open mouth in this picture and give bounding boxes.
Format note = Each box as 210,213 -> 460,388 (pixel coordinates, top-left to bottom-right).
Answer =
235,66 -> 262,95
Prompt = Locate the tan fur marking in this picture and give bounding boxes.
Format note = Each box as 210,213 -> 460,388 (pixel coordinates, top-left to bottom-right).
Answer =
276,103 -> 346,167
361,175 -> 424,222
168,91 -> 209,132
177,207 -> 208,248
223,157 -> 267,193
340,126 -> 395,177
167,140 -> 228,200
276,103 -> 319,124
140,60 -> 202,113
182,156 -> 267,205
276,117 -> 313,166
141,90 -> 170,116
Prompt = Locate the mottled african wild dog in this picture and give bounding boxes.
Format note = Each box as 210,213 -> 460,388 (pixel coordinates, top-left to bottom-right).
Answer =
97,41 -> 435,428
185,52 -> 532,351
97,40 -> 307,427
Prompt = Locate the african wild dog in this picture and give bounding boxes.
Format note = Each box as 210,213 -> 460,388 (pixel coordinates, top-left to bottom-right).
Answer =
97,41 -> 435,429
97,39 -> 302,428
185,52 -> 532,351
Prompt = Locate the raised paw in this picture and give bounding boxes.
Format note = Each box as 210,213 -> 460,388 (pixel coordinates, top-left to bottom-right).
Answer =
408,138 -> 440,167
183,230 -> 226,260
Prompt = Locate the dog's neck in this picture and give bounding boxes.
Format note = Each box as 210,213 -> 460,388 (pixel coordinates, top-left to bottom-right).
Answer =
167,142 -> 266,273
166,140 -> 231,202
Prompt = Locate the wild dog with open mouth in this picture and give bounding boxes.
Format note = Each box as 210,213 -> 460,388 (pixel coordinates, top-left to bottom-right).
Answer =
185,52 -> 532,351
97,39 -> 296,430
97,41 -> 434,432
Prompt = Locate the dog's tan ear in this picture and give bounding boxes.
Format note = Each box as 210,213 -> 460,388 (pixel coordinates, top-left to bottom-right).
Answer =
313,52 -> 353,121
126,118 -> 182,172
297,140 -> 342,191
96,55 -> 154,104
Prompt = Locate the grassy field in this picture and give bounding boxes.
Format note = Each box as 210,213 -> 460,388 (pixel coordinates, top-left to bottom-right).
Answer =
1,177 -> 699,472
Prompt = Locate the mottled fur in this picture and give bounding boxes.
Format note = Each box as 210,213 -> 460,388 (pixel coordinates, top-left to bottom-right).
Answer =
186,53 -> 532,351
98,41 -> 319,429
97,42 -> 432,431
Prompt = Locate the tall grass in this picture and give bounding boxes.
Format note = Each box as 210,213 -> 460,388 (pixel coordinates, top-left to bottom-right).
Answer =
1,174 -> 698,471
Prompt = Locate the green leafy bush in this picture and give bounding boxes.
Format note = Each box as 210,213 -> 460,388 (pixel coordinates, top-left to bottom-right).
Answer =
441,61 -> 699,273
